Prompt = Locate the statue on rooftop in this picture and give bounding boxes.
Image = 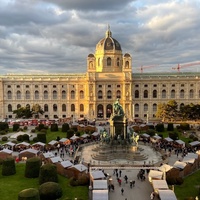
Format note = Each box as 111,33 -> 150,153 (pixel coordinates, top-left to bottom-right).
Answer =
113,98 -> 124,117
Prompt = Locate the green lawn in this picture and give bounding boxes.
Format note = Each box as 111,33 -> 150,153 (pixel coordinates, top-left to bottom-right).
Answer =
0,163 -> 88,200
175,170 -> 200,200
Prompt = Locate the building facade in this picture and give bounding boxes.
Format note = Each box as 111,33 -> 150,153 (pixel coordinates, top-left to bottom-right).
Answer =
0,28 -> 200,121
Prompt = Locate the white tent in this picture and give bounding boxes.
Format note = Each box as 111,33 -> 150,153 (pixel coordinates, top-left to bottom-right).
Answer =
43,152 -> 55,158
173,161 -> 186,169
159,164 -> 173,173
93,180 -> 108,190
158,189 -> 177,200
189,141 -> 200,147
182,153 -> 198,164
71,163 -> 87,172
91,170 -> 105,180
92,190 -> 108,200
60,160 -> 73,168
70,135 -> 79,140
152,180 -> 169,193
50,156 -> 63,163
148,170 -> 163,182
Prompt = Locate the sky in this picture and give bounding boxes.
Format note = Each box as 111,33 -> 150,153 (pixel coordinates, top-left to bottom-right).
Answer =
0,0 -> 200,74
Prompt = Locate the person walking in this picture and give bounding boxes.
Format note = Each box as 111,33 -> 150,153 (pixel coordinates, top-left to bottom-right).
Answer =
121,188 -> 124,195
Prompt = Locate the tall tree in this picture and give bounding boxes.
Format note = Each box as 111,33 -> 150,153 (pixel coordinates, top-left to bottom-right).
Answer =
32,104 -> 44,118
13,106 -> 32,118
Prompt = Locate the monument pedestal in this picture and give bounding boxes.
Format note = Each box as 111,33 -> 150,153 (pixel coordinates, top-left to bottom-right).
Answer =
109,115 -> 128,140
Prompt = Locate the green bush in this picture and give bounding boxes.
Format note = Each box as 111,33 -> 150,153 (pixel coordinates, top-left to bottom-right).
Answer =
62,123 -> 70,132
39,164 -> 58,185
169,132 -> 179,140
167,123 -> 174,131
1,136 -> 8,141
37,133 -> 46,143
50,124 -> 58,132
0,122 -> 9,131
17,135 -> 23,142
39,182 -> 62,200
2,157 -> 16,176
38,124 -> 45,131
25,157 -> 41,178
0,130 -> 6,135
23,134 -> 30,142
40,129 -> 47,134
146,129 -> 155,137
31,129 -> 36,133
180,123 -> 190,131
13,123 -> 20,131
155,123 -> 165,132
23,126 -> 28,131
67,129 -> 75,138
18,188 -> 40,200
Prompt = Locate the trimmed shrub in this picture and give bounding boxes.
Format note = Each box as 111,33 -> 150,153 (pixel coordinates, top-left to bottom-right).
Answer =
155,123 -> 165,132
23,126 -> 28,131
23,134 -> 30,142
180,123 -> 190,131
38,124 -> 45,131
50,124 -> 58,132
167,123 -> 174,131
0,130 -> 6,135
2,157 -> 16,176
62,123 -> 70,132
13,123 -> 20,131
39,164 -> 58,185
31,129 -> 36,133
1,136 -> 8,141
17,135 -> 23,142
39,182 -> 62,200
169,132 -> 179,140
37,133 -> 46,143
146,129 -> 155,137
40,129 -> 47,134
18,188 -> 40,200
25,157 -> 41,178
67,129 -> 75,138
0,122 -> 9,131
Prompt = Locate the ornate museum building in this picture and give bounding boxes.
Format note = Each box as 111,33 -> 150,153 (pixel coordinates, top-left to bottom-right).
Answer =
0,28 -> 200,121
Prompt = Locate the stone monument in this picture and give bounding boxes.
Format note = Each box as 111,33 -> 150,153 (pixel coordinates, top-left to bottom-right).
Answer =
109,98 -> 128,140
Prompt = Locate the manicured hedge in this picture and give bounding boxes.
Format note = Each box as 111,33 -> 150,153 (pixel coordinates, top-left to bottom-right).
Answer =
39,182 -> 62,200
18,188 -> 40,200
2,157 -> 16,176
62,123 -> 70,132
39,164 -> 58,185
25,157 -> 41,178
37,133 -> 46,143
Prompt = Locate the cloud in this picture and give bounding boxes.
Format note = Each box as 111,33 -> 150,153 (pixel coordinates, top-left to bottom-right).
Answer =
0,0 -> 199,74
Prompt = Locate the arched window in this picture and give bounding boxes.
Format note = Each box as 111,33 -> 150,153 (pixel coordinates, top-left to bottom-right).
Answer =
189,89 -> 194,98
80,90 -> 84,99
7,91 -> 12,99
44,104 -> 48,112
116,90 -> 121,98
80,104 -> 84,112
17,104 -> 21,109
144,90 -> 148,98
98,90 -> 103,99
17,91 -> 21,99
8,104 -> 12,112
97,104 -> 103,118
107,57 -> 111,66
71,104 -> 75,112
153,90 -> 157,98
62,104 -> 66,112
135,90 -> 139,98
162,90 -> 166,98
107,90 -> 112,99
135,104 -> 139,112
153,104 -> 157,112
171,89 -> 175,98
35,90 -> 39,99
26,91 -> 30,99
53,90 -> 57,99
44,91 -> 48,99
62,90 -> 66,99
144,103 -> 148,111
180,89 -> 184,98
117,58 -> 120,67
71,90 -> 75,99
53,104 -> 57,112
125,61 -> 129,68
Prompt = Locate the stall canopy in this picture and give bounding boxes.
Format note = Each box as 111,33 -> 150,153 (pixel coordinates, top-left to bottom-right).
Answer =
173,161 -> 186,169
158,189 -> 177,200
182,153 -> 198,164
91,171 -> 106,180
189,141 -> 200,147
174,139 -> 185,147
159,164 -> 172,173
148,170 -> 163,182
60,160 -> 73,168
93,180 -> 108,190
50,156 -> 63,163
152,180 -> 169,192
92,190 -> 108,200
164,137 -> 173,142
